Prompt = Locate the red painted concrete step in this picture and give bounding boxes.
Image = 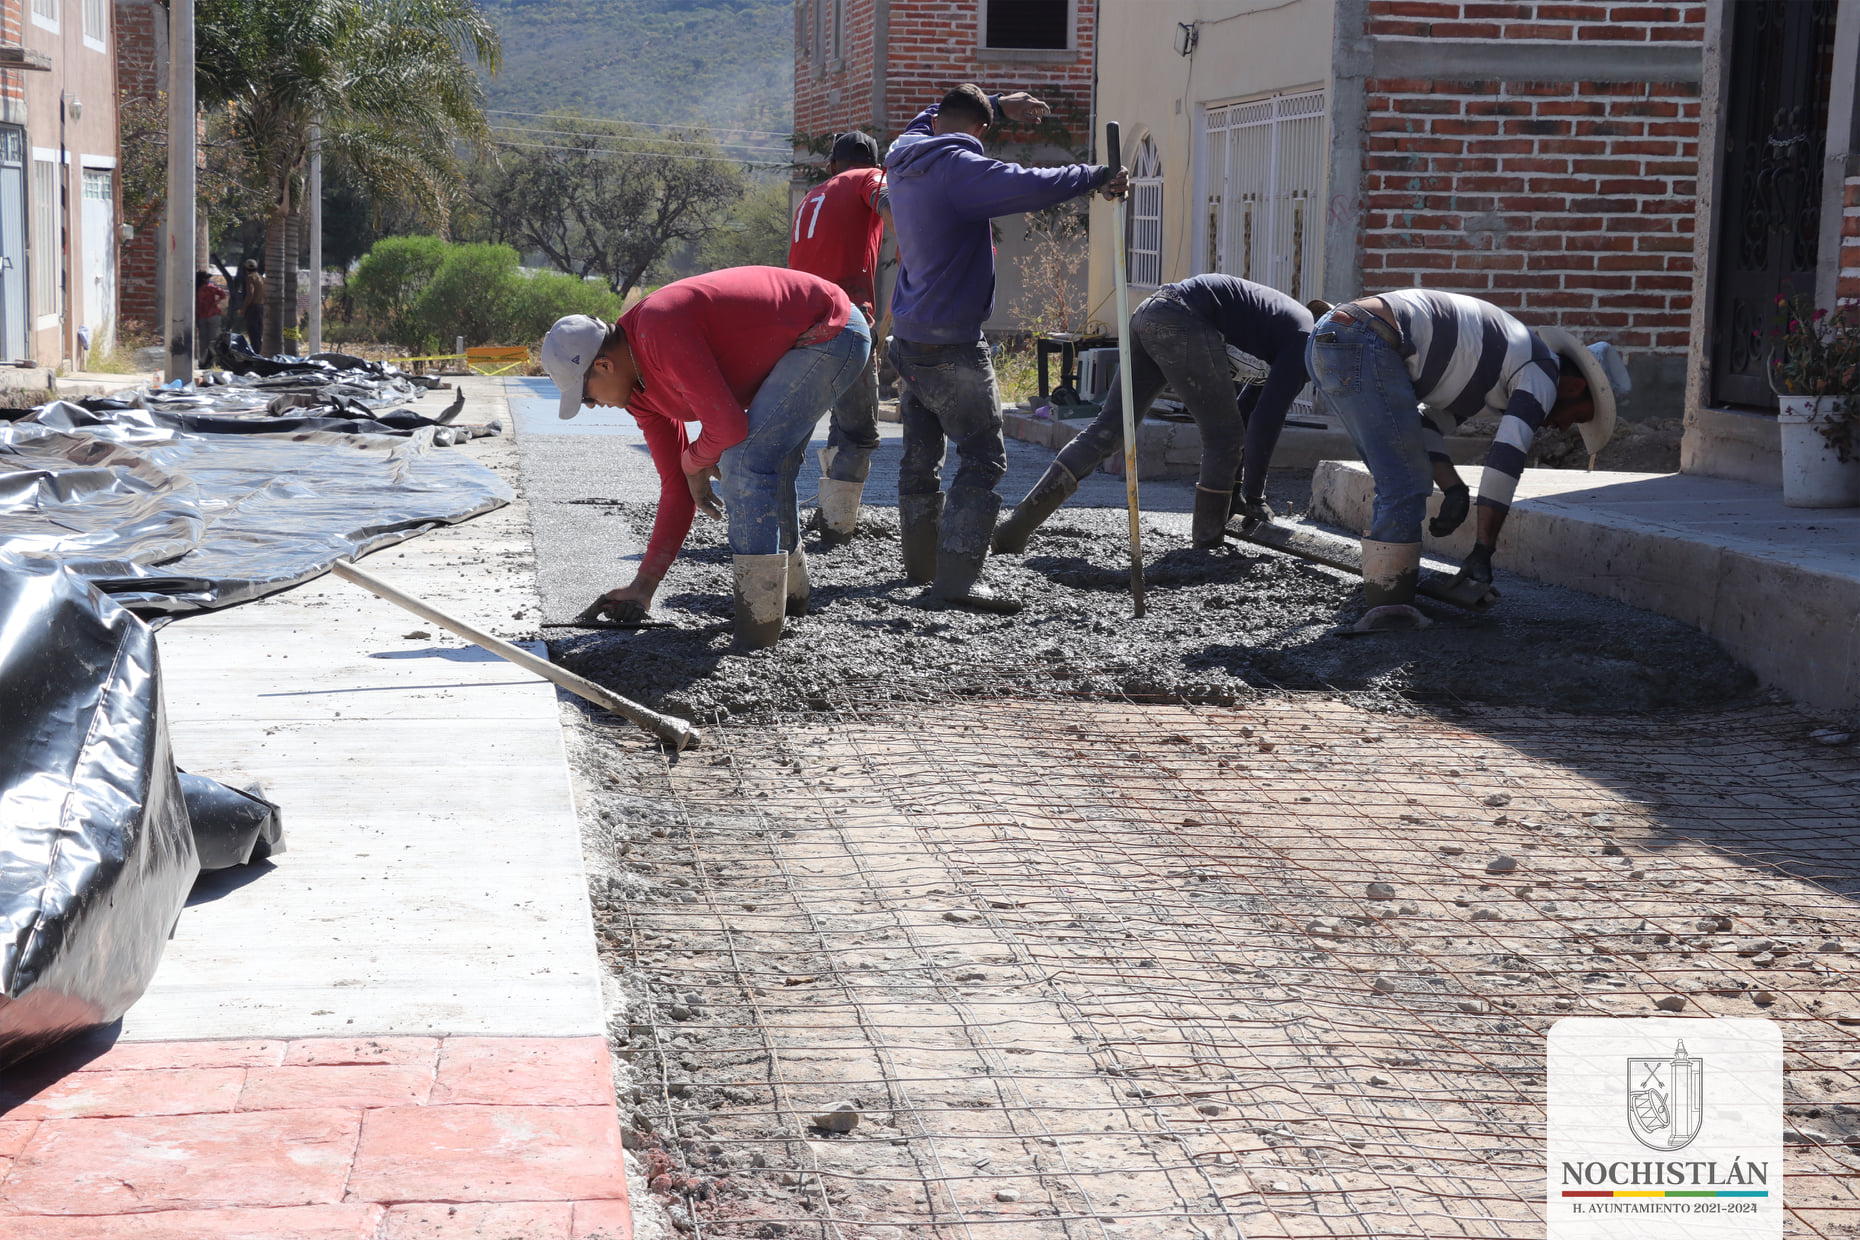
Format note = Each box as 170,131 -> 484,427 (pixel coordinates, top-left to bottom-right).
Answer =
0,1035 -> 631,1239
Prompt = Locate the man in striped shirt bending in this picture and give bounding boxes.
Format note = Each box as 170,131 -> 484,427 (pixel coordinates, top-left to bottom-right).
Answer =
1306,289 -> 1628,609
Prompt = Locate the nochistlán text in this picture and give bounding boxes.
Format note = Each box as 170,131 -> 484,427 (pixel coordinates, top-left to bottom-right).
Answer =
1562,1158 -> 1771,1188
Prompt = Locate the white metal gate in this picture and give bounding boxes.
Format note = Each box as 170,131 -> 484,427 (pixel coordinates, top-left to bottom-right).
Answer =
1200,90 -> 1325,302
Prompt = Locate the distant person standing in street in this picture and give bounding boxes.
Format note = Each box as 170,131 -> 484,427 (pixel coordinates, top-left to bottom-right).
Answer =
240,259 -> 266,349
540,267 -> 871,649
789,129 -> 891,545
195,271 -> 227,366
884,84 -> 1127,612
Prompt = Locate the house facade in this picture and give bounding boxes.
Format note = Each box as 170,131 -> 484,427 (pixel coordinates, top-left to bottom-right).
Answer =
1682,0 -> 1860,485
1087,0 -> 1706,425
792,0 -> 1100,332
6,0 -> 121,365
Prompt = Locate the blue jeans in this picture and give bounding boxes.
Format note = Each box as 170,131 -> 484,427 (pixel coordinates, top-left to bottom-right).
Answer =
889,337 -> 1004,499
824,344 -> 880,483
1305,312 -> 1432,543
718,309 -> 871,555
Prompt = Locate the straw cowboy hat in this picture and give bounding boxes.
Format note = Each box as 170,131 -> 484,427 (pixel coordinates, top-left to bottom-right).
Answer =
1536,326 -> 1631,460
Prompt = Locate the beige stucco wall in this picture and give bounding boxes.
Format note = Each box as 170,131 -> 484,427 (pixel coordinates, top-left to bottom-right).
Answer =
24,0 -> 122,366
1084,0 -> 1334,333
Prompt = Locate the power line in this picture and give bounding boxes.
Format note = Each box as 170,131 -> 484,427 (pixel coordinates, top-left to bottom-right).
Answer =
484,107 -> 794,141
483,136 -> 791,169
487,121 -> 792,157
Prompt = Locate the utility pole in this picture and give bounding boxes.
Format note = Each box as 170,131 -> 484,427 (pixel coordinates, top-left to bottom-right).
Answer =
308,120 -> 322,355
165,0 -> 196,384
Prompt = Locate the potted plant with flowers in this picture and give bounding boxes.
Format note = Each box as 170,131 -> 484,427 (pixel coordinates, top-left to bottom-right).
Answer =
1770,294 -> 1860,507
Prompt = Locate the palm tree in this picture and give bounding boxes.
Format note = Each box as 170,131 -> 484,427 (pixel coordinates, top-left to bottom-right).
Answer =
197,0 -> 500,354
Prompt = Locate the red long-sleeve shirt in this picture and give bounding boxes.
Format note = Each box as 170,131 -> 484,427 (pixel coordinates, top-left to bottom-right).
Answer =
788,166 -> 886,314
621,266 -> 851,579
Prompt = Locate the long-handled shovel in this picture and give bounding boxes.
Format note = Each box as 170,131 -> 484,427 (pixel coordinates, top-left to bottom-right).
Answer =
330,558 -> 702,752
1105,122 -> 1145,617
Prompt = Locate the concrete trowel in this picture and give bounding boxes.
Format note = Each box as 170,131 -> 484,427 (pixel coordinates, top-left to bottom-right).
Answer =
1232,519 -> 1501,611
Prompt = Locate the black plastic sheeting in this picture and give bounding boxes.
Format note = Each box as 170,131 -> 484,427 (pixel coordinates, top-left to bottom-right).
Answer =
0,553 -> 201,1068
179,774 -> 284,871
1,367 -> 511,1064
1,401 -> 513,615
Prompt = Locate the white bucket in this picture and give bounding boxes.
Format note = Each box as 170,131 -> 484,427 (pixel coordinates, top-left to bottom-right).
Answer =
1777,396 -> 1860,508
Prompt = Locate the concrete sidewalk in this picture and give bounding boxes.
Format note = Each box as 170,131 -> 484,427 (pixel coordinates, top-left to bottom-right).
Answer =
0,379 -> 632,1239
1312,461 -> 1860,713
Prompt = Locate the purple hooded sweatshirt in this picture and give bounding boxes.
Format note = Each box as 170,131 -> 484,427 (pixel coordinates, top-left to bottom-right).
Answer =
885,103 -> 1109,345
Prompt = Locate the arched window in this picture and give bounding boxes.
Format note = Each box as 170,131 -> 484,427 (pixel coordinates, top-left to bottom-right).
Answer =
1127,136 -> 1164,287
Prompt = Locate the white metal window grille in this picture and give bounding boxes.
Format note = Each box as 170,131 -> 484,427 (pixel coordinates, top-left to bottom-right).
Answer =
31,158 -> 57,317
83,169 -> 112,201
1127,136 -> 1163,287
1200,90 -> 1325,301
30,0 -> 57,26
83,0 -> 105,42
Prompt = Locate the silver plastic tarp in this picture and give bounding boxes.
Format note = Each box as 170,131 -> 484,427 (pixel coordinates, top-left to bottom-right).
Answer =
0,553 -> 201,1067
0,388 -> 510,1064
1,403 -> 513,615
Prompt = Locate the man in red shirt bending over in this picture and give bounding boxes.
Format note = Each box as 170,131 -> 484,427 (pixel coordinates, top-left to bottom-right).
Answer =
788,130 -> 891,545
542,267 -> 871,649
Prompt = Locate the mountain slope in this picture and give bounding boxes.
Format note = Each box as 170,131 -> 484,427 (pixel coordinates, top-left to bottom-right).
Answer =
477,0 -> 794,146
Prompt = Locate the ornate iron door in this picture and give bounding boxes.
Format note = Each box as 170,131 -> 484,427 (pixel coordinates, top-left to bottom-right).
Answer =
1711,0 -> 1838,409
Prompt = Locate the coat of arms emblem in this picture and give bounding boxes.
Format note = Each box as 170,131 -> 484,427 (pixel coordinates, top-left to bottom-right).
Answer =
1627,1039 -> 1704,1150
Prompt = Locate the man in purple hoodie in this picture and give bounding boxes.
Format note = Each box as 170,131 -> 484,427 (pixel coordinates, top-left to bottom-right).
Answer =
886,84 -> 1127,612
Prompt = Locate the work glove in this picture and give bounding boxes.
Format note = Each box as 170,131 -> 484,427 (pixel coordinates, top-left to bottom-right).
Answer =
1430,484 -> 1470,537
1454,542 -> 1495,588
1234,496 -> 1274,533
574,594 -> 647,626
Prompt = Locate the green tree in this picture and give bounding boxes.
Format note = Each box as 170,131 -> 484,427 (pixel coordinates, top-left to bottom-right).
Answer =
197,0 -> 501,354
472,112 -> 745,298
407,242 -> 520,348
349,235 -> 450,343
697,177 -> 792,273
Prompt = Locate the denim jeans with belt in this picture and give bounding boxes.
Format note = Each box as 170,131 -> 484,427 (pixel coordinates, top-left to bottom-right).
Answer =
1304,310 -> 1433,543
1056,294 -> 1241,493
718,308 -> 871,555
889,337 -> 1005,500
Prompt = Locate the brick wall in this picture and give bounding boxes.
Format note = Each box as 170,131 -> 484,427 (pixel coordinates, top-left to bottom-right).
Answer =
1356,3 -> 1703,368
1841,177 -> 1860,303
1368,1 -> 1702,41
794,0 -> 1095,157
115,0 -> 160,332
1,1 -> 21,110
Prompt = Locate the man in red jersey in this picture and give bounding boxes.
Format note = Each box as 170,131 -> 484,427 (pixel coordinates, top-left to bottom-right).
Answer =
789,130 -> 891,544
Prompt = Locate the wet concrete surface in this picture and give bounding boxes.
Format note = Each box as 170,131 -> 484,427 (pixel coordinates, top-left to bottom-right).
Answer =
513,382 -> 1758,723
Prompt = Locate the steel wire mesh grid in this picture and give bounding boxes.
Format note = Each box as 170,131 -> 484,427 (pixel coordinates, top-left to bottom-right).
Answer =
579,696 -> 1860,1239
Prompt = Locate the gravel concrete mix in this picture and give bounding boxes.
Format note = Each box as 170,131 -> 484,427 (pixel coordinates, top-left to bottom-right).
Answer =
513,388 -> 1757,724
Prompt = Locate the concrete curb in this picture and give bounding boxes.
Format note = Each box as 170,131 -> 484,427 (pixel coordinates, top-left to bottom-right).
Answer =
1311,459 -> 1860,713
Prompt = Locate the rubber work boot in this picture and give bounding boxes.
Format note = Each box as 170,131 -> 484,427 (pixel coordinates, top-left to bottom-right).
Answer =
785,547 -> 810,616
992,460 -> 1079,554
1360,539 -> 1422,609
814,478 -> 864,546
898,491 -> 943,585
932,487 -> 1022,614
1192,485 -> 1235,548
731,553 -> 788,650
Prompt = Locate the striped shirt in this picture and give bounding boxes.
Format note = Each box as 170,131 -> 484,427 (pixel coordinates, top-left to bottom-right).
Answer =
1379,289 -> 1559,513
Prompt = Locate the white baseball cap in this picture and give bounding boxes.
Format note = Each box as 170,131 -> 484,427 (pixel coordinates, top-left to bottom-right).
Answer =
540,314 -> 610,420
